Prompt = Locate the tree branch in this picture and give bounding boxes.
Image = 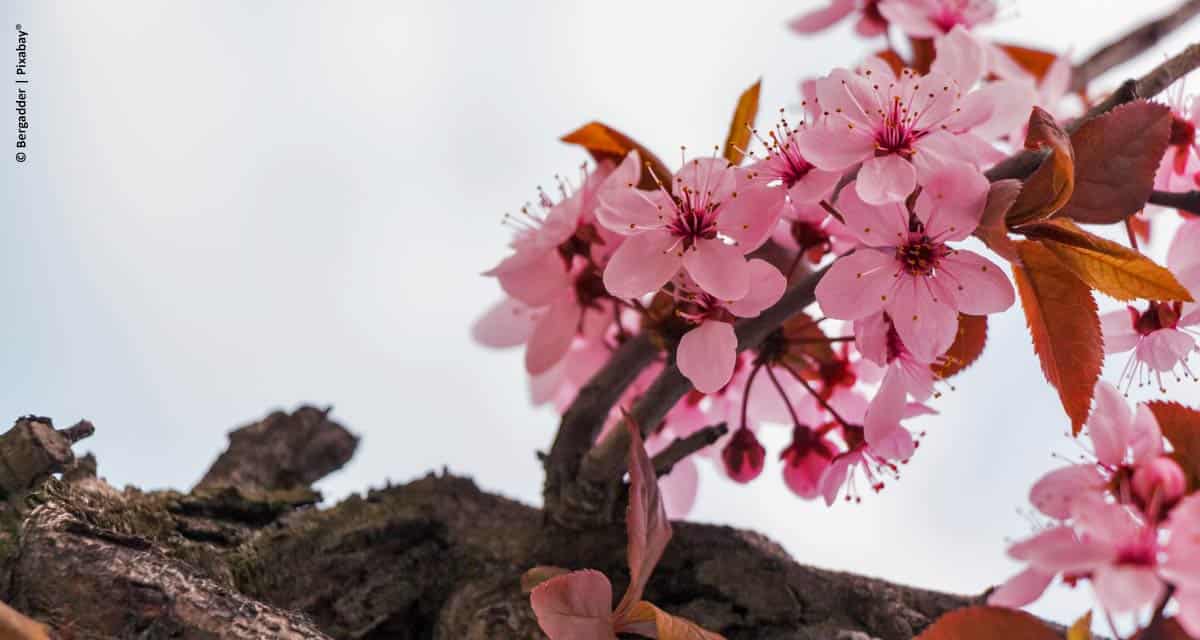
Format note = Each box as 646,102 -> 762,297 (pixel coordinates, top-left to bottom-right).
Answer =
1070,0 -> 1200,92
574,266 -> 829,503
988,42 -> 1200,182
1149,189 -> 1200,214
651,422 -> 728,477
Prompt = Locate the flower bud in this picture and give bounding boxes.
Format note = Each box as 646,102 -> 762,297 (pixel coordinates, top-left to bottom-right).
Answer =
1133,456 -> 1187,509
780,425 -> 835,499
721,427 -> 766,484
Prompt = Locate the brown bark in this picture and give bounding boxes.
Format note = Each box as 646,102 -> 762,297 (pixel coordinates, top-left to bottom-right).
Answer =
0,409 -> 986,640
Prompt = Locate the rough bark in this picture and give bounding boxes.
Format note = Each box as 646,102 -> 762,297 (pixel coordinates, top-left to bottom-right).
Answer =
0,410 -> 986,640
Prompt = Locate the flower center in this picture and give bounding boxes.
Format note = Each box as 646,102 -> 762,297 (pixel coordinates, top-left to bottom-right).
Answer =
895,234 -> 945,275
666,187 -> 720,252
1170,115 -> 1196,147
1115,539 -> 1158,568
1132,301 -> 1183,335
875,96 -> 919,158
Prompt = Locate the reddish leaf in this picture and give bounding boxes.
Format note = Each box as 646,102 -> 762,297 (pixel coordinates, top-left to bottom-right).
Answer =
975,179 -> 1022,262
933,314 -> 988,379
1055,100 -> 1172,224
1018,219 -> 1193,301
618,601 -> 725,640
561,122 -> 672,190
529,570 -> 615,640
1007,108 -> 1075,226
522,565 -> 570,594
996,44 -> 1060,81
1012,241 -> 1103,434
782,311 -> 837,366
910,37 -> 936,74
916,606 -> 1063,639
1146,401 -> 1200,492
722,79 -> 761,166
1131,618 -> 1197,639
614,416 -> 673,619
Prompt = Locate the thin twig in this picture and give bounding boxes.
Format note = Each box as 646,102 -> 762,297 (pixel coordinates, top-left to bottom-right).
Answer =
1149,188 -> 1200,214
1070,0 -> 1200,92
650,423 -> 728,477
988,43 -> 1200,182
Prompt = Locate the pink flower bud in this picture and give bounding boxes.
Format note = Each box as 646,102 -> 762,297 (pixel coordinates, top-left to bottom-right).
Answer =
721,427 -> 766,484
780,425 -> 836,499
1132,457 -> 1187,508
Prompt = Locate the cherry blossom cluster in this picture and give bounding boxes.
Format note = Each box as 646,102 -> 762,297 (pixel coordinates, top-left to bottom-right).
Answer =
479,1 -> 1200,634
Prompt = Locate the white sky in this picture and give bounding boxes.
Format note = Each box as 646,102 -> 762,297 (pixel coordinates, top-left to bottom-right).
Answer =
2,0 -> 1198,629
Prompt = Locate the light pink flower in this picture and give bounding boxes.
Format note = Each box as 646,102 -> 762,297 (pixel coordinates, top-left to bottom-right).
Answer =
597,151 -> 785,301
1154,87 -> 1200,194
1028,381 -> 1164,520
746,121 -> 842,205
878,0 -> 997,38
814,164 -> 1014,362
1162,495 -> 1200,636
991,493 -> 1173,615
798,37 -> 1029,204
675,260 -> 787,393
788,0 -> 888,37
1101,220 -> 1200,391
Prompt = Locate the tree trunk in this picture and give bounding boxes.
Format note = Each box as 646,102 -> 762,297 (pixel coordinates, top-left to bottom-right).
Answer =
0,409 -> 981,640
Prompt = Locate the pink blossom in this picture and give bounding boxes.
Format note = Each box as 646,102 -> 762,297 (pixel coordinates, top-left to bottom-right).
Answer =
814,164 -> 1014,362
817,420 -> 921,505
1162,495 -> 1200,636
1101,220 -> 1200,391
991,493 -> 1174,615
797,40 -> 1025,203
745,121 -> 842,205
771,200 -> 857,264
878,0 -> 997,38
1154,87 -> 1200,194
596,151 -> 785,301
1028,381 -> 1163,520
788,0 -> 888,38
675,260 -> 787,393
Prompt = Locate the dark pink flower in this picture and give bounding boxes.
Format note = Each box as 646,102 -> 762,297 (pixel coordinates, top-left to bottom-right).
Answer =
781,424 -> 837,500
722,427 -> 767,484
789,0 -> 888,37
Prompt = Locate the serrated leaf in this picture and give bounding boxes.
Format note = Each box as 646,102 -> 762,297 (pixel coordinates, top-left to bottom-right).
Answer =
996,43 -> 1061,81
1007,108 -> 1075,226
619,601 -> 725,640
521,565 -> 570,594
614,415 -> 672,620
561,122 -> 672,190
1055,100 -> 1172,224
933,314 -> 988,379
1012,241 -> 1103,434
1068,611 -> 1093,640
1019,219 -> 1193,301
722,79 -> 761,166
976,179 -> 1022,263
1147,401 -> 1200,492
529,569 -> 615,640
916,606 -> 1062,639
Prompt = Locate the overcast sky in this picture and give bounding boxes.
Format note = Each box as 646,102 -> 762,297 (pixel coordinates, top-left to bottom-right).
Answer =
2,0 -> 1198,629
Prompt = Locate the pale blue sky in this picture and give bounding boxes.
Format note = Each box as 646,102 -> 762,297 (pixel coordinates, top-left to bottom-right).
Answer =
2,0 -> 1197,629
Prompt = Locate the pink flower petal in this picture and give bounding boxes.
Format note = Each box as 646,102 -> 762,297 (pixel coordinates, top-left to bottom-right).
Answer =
683,239 -> 751,301
1129,404 -> 1164,465
853,312 -> 891,366
987,568 -> 1055,609
1168,219 -> 1200,275
658,453 -> 699,518
819,454 -> 856,506
727,259 -> 786,318
1087,380 -> 1134,467
1092,566 -> 1165,614
788,167 -> 842,204
1176,588 -> 1200,638
602,231 -> 682,299
1136,328 -> 1196,372
491,249 -> 571,307
864,365 -> 907,446
1070,492 -> 1142,547
914,163 -> 989,242
530,570 -> 616,640
677,320 -> 738,394
935,250 -> 1015,315
1100,308 -> 1140,353
1164,495 -> 1200,588
596,151 -> 671,235
962,81 -> 1040,141
816,69 -> 882,128
1028,464 -> 1106,520
856,155 -> 917,204
815,248 -> 897,320
472,297 -> 537,348
719,180 -> 785,251
526,293 -> 583,375
878,0 -> 942,37
836,184 -> 910,247
931,26 -> 987,90
872,426 -> 916,460
797,119 -> 876,171
1007,525 -> 1112,574
885,276 -> 959,362
787,0 -> 856,33
676,157 -> 737,204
